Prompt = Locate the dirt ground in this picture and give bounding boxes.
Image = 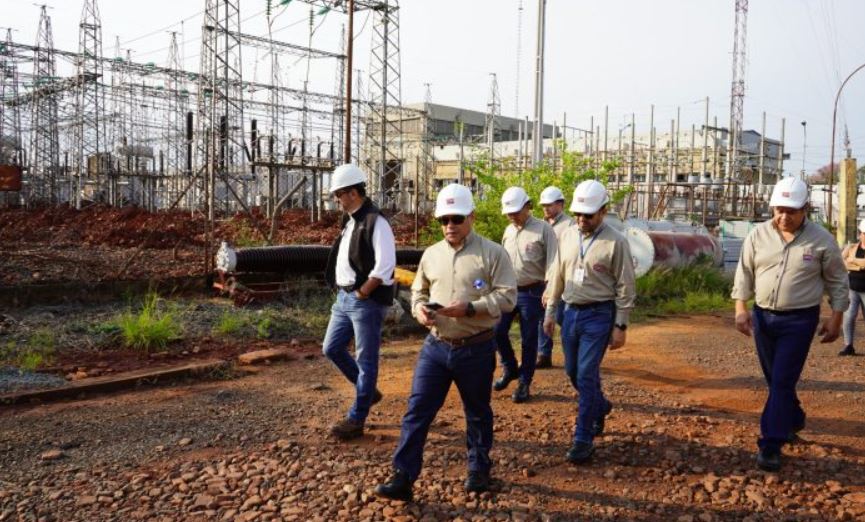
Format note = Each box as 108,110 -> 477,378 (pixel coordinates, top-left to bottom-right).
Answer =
1,312 -> 864,521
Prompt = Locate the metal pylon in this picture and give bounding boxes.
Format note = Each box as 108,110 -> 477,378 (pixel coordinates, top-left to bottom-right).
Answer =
485,73 -> 501,164
164,31 -> 189,205
28,5 -> 60,205
727,0 -> 748,180
1,28 -> 23,167
72,0 -> 105,208
365,0 -> 403,210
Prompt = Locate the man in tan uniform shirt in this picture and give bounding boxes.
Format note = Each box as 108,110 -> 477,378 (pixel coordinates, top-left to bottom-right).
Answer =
494,186 -> 558,403
375,183 -> 516,501
731,176 -> 848,472
537,186 -> 575,368
544,180 -> 636,465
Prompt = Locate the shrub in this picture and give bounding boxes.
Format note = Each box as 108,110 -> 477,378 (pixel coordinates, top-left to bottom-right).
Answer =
116,292 -> 182,351
634,261 -> 732,319
214,311 -> 247,336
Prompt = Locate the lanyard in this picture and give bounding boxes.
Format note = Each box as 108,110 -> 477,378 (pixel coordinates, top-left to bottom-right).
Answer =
578,226 -> 603,263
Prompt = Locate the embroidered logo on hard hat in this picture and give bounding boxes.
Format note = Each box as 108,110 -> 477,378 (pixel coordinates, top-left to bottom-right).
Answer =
782,192 -> 790,197
577,197 -> 585,202
446,198 -> 455,205
473,279 -> 485,290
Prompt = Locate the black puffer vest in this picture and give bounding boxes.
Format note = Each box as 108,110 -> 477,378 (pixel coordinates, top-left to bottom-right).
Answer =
325,198 -> 395,306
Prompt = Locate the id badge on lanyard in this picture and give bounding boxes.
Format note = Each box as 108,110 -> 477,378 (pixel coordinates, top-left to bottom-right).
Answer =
574,227 -> 602,285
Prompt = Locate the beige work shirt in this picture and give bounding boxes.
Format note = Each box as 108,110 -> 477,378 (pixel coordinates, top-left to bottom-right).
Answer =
411,232 -> 517,339
548,212 -> 575,239
545,225 -> 637,325
731,220 -> 849,311
502,216 -> 558,287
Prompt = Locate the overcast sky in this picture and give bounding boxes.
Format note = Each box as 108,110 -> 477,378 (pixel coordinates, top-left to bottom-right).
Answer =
5,0 -> 865,176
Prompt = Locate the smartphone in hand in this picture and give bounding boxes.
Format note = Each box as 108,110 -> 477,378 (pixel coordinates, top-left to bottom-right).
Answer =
424,302 -> 444,311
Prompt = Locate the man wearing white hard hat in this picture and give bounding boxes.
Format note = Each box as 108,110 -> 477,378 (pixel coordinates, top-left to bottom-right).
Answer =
375,183 -> 516,500
543,179 -> 636,464
732,176 -> 848,471
839,218 -> 865,356
493,186 -> 558,403
322,163 -> 396,440
536,185 -> 575,369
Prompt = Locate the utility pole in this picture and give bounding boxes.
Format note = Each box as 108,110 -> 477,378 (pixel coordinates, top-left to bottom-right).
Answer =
343,0 -> 354,164
531,0 -> 546,167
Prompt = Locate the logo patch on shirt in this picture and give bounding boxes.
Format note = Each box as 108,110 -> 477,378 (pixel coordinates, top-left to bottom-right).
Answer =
473,279 -> 486,290
593,263 -> 607,273
802,250 -> 814,262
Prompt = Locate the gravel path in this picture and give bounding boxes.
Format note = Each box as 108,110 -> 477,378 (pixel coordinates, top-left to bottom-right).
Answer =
1,315 -> 864,521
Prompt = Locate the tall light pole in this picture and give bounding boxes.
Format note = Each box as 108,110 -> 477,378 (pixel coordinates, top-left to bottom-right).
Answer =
828,62 -> 865,226
343,0 -> 355,164
800,120 -> 807,179
531,0 -> 547,167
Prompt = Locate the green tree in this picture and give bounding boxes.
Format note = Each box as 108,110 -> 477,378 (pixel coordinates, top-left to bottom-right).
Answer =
422,146 -> 632,244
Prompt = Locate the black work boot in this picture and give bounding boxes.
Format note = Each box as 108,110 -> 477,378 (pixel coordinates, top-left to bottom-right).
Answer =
536,354 -> 552,369
838,345 -> 856,356
464,470 -> 491,493
566,442 -> 594,464
756,448 -> 781,472
329,418 -> 364,440
375,469 -> 413,501
493,370 -> 518,391
593,401 -> 613,436
512,382 -> 530,403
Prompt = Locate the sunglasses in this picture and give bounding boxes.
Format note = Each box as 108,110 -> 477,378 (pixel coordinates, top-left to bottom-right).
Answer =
438,215 -> 466,226
575,212 -> 596,219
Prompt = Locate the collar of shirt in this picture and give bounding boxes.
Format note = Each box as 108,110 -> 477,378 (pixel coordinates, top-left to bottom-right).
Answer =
771,219 -> 808,245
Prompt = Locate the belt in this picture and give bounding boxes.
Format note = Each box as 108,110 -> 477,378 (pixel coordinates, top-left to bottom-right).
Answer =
754,304 -> 820,316
337,285 -> 356,293
517,281 -> 545,291
565,300 -> 613,310
436,329 -> 495,348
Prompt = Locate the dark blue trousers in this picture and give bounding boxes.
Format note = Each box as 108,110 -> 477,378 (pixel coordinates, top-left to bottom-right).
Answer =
751,305 -> 820,453
561,301 -> 615,444
538,299 -> 565,358
392,334 -> 496,481
495,286 -> 544,385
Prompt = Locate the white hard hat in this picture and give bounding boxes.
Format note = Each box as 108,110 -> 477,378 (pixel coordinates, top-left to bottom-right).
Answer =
539,186 -> 565,205
769,176 -> 808,209
434,183 -> 474,218
329,163 -> 366,193
501,186 -> 530,214
570,180 -> 609,214
858,219 -> 865,233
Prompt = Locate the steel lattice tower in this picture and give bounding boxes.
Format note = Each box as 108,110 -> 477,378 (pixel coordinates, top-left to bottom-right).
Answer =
29,6 -> 60,204
197,0 -> 247,218
73,0 -> 105,207
727,0 -> 748,179
365,0 -> 403,209
164,31 -> 188,203
1,28 -> 23,166
485,73 -> 501,164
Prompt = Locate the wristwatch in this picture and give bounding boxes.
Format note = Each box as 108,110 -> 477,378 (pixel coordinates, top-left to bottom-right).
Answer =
465,302 -> 476,318
614,323 -> 627,331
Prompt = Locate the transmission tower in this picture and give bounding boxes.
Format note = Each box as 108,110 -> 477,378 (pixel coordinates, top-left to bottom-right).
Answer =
72,0 -> 105,208
29,5 -> 60,204
727,0 -> 748,179
164,31 -> 189,205
485,73 -> 501,164
1,28 -> 23,166
365,0 -> 403,209
515,0 -> 523,118
197,0 -> 248,218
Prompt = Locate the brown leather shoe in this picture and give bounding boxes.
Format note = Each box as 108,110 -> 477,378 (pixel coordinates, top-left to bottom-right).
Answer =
330,418 -> 364,440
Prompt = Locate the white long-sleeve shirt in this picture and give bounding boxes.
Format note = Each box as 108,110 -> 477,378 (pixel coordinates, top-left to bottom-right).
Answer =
335,214 -> 396,286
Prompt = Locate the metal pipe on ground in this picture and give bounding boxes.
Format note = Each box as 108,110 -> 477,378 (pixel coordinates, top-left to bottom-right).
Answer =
215,242 -> 425,274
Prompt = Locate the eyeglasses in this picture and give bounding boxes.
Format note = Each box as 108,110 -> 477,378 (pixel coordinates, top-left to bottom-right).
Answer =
438,215 -> 466,226
575,212 -> 596,219
333,188 -> 350,198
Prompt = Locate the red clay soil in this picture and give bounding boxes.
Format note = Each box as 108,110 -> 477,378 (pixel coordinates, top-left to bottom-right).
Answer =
0,206 -> 429,286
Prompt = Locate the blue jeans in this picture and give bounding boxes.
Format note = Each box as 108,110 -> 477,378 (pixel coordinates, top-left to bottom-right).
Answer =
752,305 -> 820,453
842,289 -> 865,346
495,286 -> 544,385
392,334 -> 496,481
538,299 -> 565,357
561,301 -> 615,444
322,289 -> 387,423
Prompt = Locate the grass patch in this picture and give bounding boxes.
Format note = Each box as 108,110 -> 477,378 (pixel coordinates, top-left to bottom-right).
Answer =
0,328 -> 56,371
115,292 -> 183,352
214,311 -> 248,336
633,261 -> 732,321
